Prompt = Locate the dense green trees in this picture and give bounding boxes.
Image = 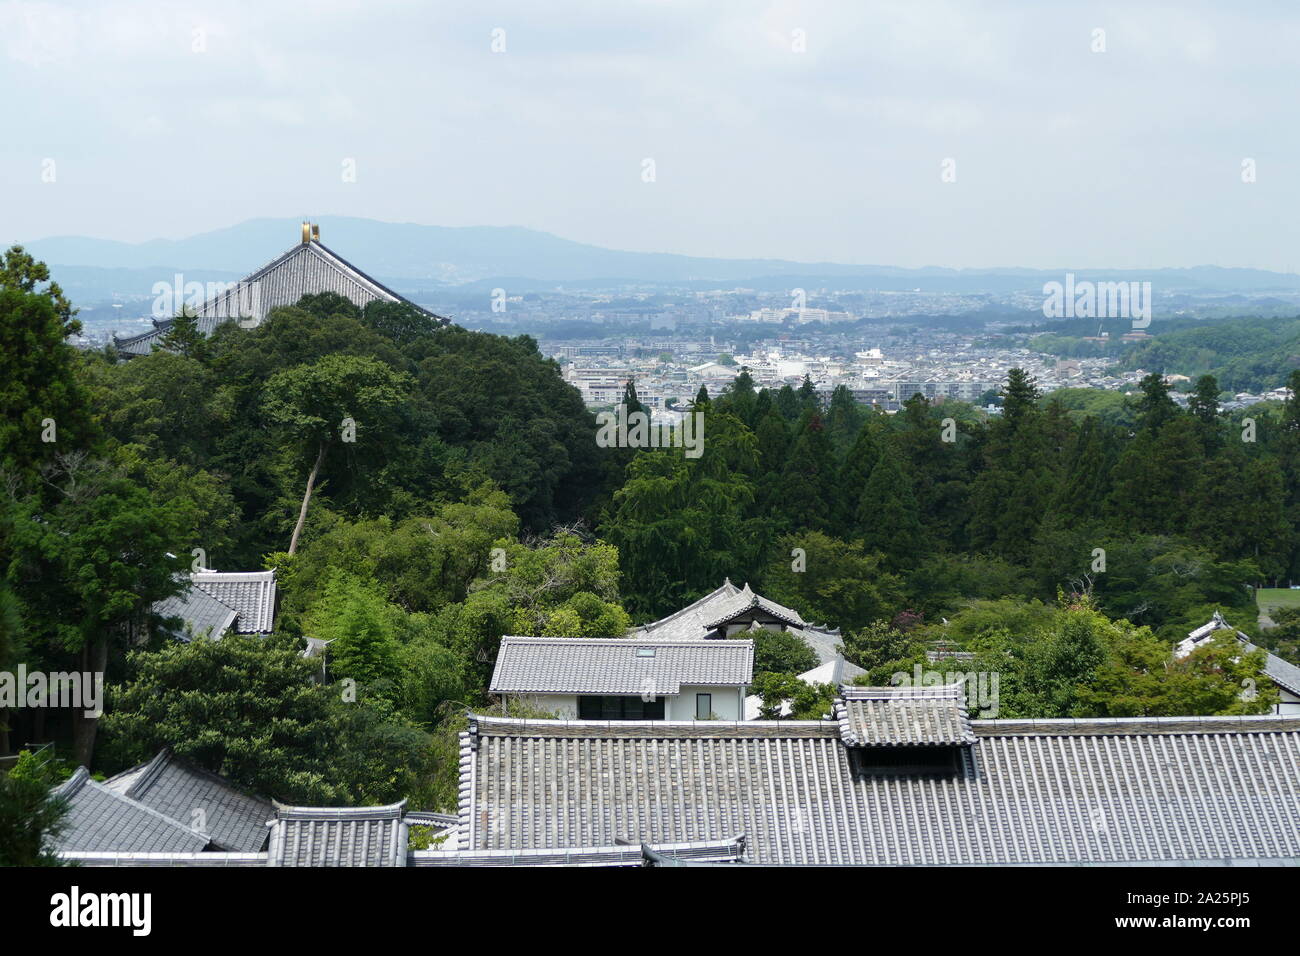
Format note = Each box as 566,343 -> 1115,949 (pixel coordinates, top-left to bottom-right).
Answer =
4,248 -> 1294,813
101,634 -> 435,805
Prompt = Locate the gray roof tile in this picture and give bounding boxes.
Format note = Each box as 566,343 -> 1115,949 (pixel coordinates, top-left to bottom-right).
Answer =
153,570 -> 277,639
52,768 -> 211,854
834,683 -> 977,747
267,802 -> 409,867
490,636 -> 754,696
459,710 -> 1300,865
116,239 -> 448,355
105,750 -> 274,852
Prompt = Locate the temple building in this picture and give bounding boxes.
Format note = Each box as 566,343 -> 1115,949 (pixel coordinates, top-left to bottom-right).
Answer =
113,222 -> 447,356
1176,610 -> 1300,716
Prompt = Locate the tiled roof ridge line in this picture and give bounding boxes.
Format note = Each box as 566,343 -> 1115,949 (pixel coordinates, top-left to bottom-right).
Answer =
975,713 -> 1300,734
839,682 -> 968,700
58,766 -> 215,843
271,799 -> 407,820
498,634 -> 755,647
120,748 -> 173,800
636,580 -> 740,632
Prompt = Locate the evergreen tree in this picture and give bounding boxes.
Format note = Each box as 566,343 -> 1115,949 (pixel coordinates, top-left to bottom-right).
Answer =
775,384 -> 800,421
622,378 -> 649,418
855,442 -> 924,569
158,309 -> 209,361
825,385 -> 863,455
837,421 -> 879,530
797,374 -> 819,414
1053,416 -> 1108,523
774,414 -> 836,533
1135,372 -> 1178,432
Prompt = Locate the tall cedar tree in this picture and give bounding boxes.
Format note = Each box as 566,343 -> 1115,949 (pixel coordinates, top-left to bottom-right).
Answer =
855,441 -> 924,569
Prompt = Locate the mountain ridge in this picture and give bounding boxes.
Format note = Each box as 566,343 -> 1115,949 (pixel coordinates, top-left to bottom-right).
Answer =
20,216 -> 1300,294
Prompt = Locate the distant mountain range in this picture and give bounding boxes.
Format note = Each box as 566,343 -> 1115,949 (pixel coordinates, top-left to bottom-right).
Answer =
21,216 -> 1300,303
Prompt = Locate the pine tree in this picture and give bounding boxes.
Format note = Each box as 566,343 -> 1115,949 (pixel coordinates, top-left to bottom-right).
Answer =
1136,372 -> 1177,432
1187,374 -> 1222,454
623,379 -> 649,418
775,384 -> 800,421
159,309 -> 209,361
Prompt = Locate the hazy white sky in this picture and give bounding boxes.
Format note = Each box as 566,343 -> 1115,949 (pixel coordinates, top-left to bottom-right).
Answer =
2,0 -> 1297,270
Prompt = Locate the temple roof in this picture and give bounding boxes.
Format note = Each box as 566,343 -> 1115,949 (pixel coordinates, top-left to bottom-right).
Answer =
455,705 -> 1300,865
114,232 -> 448,355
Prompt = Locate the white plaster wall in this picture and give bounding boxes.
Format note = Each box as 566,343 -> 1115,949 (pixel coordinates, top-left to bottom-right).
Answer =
669,685 -> 743,720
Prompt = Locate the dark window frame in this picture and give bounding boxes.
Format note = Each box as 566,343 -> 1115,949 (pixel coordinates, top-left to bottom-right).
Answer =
695,693 -> 712,720
577,695 -> 666,720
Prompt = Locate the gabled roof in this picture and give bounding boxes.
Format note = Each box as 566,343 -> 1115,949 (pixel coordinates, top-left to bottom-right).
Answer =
628,580 -> 743,642
1177,611 -> 1300,697
153,569 -> 277,640
114,236 -> 448,355
629,580 -> 812,642
52,768 -> 212,855
153,585 -> 239,641
103,750 -> 274,852
267,802 -> 409,867
457,709 -> 1300,865
833,683 -> 976,747
701,584 -> 805,631
192,570 -> 277,634
490,636 -> 754,696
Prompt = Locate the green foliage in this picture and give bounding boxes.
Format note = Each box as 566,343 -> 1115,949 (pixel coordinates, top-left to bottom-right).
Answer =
749,673 -> 837,720
305,572 -> 402,689
101,634 -> 434,805
0,761 -> 68,866
0,247 -> 90,482
934,599 -> 1274,719
751,629 -> 818,676
762,532 -> 904,632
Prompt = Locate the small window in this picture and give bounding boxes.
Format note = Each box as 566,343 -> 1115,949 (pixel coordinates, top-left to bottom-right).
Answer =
636,647 -> 656,658
696,693 -> 712,720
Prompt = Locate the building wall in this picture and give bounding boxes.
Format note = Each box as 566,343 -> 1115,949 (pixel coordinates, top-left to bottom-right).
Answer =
1277,688 -> 1300,716
508,689 -> 744,720
668,686 -> 744,720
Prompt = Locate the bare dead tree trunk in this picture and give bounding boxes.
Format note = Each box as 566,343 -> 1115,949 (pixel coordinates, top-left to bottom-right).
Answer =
288,441 -> 328,555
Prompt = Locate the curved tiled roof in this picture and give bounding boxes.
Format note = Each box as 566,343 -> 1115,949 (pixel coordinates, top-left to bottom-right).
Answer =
834,683 -> 976,747
152,569 -> 278,639
267,801 -> 409,867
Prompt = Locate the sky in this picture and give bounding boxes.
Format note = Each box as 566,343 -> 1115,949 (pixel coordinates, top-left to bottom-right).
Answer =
2,0 -> 1298,271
